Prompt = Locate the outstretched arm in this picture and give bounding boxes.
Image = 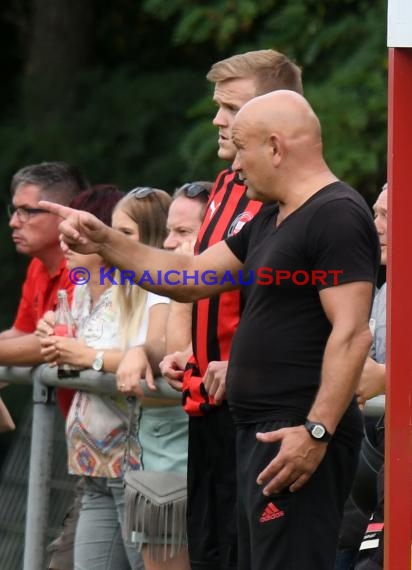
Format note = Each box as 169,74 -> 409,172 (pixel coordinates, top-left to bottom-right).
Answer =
39,201 -> 243,301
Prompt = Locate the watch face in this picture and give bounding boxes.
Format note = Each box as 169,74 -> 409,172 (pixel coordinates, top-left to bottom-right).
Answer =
312,424 -> 326,439
93,358 -> 103,371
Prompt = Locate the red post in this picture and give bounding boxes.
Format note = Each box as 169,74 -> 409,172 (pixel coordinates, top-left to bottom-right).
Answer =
386,47 -> 412,569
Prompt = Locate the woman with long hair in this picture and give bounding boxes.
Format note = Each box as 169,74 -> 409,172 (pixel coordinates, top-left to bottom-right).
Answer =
112,187 -> 190,570
39,185 -> 172,570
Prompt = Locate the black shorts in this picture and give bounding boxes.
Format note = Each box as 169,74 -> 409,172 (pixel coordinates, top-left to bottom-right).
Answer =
236,420 -> 361,570
187,403 -> 238,570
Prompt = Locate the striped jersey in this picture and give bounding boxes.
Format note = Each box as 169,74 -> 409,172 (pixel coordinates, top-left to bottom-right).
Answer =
182,168 -> 262,415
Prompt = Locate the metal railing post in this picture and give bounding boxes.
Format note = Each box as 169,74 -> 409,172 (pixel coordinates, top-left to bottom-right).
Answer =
0,365 -> 218,568
23,368 -> 57,570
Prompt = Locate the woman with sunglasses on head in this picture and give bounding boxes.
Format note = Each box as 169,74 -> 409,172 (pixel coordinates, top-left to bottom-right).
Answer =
38,185 -> 172,570
112,187 -> 191,570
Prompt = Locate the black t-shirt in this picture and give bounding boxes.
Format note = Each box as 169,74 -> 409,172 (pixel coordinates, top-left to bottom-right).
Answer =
225,182 -> 380,441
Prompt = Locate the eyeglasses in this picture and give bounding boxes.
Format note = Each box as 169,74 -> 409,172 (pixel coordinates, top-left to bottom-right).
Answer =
179,182 -> 211,201
7,204 -> 50,223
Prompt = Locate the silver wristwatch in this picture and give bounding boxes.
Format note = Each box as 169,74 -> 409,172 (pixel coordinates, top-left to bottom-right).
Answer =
92,350 -> 104,372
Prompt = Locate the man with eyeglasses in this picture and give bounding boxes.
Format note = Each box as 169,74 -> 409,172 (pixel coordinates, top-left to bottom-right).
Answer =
1,162 -> 89,570
0,162 -> 88,403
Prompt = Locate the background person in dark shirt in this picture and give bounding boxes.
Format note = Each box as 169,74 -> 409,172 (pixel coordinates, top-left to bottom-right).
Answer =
335,183 -> 388,570
38,90 -> 380,570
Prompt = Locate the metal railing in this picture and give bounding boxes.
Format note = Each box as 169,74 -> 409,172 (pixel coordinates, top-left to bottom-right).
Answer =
0,365 -> 179,570
0,365 -> 385,570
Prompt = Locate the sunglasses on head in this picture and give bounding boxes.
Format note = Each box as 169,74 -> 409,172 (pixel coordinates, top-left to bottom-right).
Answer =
128,187 -> 157,198
127,186 -> 169,216
180,182 -> 210,200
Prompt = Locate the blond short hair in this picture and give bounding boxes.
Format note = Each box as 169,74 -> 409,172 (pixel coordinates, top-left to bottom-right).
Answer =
206,49 -> 303,96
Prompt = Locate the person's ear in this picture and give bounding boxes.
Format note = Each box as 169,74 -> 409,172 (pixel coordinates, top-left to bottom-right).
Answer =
269,133 -> 282,166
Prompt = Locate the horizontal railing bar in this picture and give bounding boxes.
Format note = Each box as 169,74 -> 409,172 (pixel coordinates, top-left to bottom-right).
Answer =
0,365 -> 181,399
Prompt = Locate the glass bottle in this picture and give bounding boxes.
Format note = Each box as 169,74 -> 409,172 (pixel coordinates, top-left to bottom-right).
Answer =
54,289 -> 80,379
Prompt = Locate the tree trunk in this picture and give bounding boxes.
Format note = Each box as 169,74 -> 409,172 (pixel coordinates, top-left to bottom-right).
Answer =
24,0 -> 94,119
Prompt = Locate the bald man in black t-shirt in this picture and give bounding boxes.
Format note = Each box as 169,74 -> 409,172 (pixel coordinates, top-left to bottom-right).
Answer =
39,90 -> 380,570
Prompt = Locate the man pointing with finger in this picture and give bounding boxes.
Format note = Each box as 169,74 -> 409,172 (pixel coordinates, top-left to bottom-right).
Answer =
39,90 -> 379,569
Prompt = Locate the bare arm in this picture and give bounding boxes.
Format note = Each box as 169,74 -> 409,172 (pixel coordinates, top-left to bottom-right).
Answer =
203,361 -> 229,405
356,357 -> 386,407
116,303 -> 169,397
0,333 -> 43,366
39,202 -> 243,301
166,301 -> 193,353
0,327 -> 28,386
101,230 -> 242,300
0,327 -> 27,341
143,303 -> 169,376
256,281 -> 373,495
40,336 -> 124,372
36,311 -> 125,371
40,300 -> 169,381
306,281 -> 373,431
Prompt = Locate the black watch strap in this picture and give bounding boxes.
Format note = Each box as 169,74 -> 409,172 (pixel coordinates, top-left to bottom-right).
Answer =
304,420 -> 332,443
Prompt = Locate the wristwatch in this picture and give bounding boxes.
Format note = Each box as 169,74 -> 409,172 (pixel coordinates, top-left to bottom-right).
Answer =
92,350 -> 104,372
304,420 -> 332,443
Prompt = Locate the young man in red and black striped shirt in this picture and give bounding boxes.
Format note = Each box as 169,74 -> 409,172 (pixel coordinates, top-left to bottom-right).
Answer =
163,51 -> 303,570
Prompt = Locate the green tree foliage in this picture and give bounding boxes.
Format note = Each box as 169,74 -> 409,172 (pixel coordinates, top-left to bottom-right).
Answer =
0,0 -> 388,327
142,0 -> 388,195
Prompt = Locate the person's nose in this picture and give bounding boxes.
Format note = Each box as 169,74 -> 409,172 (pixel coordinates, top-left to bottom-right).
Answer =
212,108 -> 227,127
9,211 -> 21,229
163,233 -> 179,250
374,216 -> 385,235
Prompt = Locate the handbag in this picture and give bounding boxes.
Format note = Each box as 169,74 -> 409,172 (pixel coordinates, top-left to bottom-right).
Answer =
123,396 -> 187,561
124,469 -> 187,560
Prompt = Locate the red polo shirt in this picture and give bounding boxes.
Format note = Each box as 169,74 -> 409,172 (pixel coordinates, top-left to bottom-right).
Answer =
13,257 -> 75,416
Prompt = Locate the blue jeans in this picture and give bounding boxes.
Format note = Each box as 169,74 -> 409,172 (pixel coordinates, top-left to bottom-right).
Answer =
74,477 -> 144,570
